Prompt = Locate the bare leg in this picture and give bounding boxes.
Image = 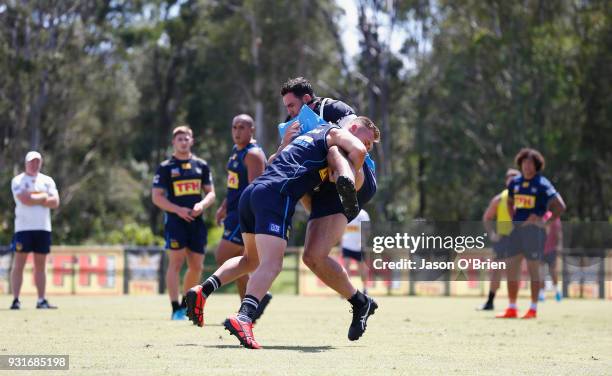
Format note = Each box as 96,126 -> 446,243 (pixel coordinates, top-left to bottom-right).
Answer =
526,259 -> 540,304
33,253 -> 47,300
244,234 -> 286,300
506,254 -> 523,305
303,214 -> 357,299
358,261 -> 369,291
216,239 -> 249,300
327,146 -> 356,185
11,252 -> 28,299
166,249 -> 186,302
212,233 -> 259,286
184,250 -> 204,296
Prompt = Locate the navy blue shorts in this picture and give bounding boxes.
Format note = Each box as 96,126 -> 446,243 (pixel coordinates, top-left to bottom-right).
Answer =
342,247 -> 363,262
508,225 -> 546,260
164,216 -> 207,254
12,231 -> 52,254
309,181 -> 344,220
239,184 -> 297,241
541,250 -> 557,266
222,210 -> 243,246
492,235 -> 513,259
309,171 -> 376,221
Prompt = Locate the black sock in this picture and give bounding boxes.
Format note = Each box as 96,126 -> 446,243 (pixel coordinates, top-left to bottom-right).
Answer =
180,295 -> 187,309
171,301 -> 180,313
348,290 -> 368,307
201,275 -> 221,298
237,295 -> 260,322
486,291 -> 496,305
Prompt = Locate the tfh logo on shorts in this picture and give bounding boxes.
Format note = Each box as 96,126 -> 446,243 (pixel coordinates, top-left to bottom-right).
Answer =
269,223 -> 281,234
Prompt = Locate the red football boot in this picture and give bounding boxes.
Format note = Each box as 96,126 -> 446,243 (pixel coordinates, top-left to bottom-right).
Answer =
185,285 -> 206,327
521,309 -> 537,319
224,315 -> 261,349
495,307 -> 518,318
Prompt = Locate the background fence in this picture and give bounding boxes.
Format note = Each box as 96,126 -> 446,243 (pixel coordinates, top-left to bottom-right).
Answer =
0,246 -> 610,299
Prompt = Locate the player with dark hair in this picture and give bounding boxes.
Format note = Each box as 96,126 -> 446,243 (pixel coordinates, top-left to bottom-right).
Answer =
496,148 -> 566,319
152,125 -> 216,320
278,77 -> 379,341
186,117 -> 379,349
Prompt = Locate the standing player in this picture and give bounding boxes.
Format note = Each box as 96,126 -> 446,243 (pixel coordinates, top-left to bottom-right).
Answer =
496,148 -> 566,319
152,125 -> 215,320
278,77 -> 379,341
341,209 -> 371,294
10,151 -> 60,310
539,210 -> 563,302
478,168 -> 520,310
214,114 -> 270,316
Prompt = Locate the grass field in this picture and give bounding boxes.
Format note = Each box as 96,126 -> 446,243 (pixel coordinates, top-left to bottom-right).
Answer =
2,294 -> 611,375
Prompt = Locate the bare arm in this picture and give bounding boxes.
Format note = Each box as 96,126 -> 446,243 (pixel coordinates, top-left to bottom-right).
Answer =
152,187 -> 195,222
268,122 -> 301,163
326,128 -> 366,171
245,148 -> 266,182
546,194 -> 566,222
192,184 -> 216,216
17,191 -> 48,206
43,193 -> 60,209
482,195 -> 500,239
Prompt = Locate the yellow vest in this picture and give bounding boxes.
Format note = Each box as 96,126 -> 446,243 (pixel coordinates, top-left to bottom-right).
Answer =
496,189 -> 512,236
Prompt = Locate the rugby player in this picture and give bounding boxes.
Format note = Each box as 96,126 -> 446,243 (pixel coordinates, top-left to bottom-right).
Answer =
213,114 -> 271,318
152,125 -> 215,320
478,168 -> 520,311
187,118 -> 379,348
341,209 -> 371,294
278,77 -> 379,341
496,148 -> 566,319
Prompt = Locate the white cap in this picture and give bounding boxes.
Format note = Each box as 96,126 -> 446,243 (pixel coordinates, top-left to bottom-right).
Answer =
25,151 -> 42,162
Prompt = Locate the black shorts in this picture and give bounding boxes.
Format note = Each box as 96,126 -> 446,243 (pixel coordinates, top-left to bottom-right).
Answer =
508,225 -> 546,260
222,210 -> 243,246
12,231 -> 52,254
164,216 -> 207,254
239,183 -> 297,241
342,247 -> 364,262
492,235 -> 512,259
541,250 -> 558,266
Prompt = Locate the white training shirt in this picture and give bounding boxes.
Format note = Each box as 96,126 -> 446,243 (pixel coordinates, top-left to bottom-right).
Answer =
341,209 -> 370,252
11,172 -> 58,232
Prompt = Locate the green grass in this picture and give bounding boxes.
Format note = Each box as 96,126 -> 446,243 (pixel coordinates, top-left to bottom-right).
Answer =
1,294 -> 611,375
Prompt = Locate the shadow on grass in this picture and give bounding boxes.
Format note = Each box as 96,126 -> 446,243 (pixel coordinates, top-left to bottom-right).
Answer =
178,344 -> 334,353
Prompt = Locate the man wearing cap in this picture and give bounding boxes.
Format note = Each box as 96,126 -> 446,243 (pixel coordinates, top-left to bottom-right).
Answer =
10,151 -> 60,309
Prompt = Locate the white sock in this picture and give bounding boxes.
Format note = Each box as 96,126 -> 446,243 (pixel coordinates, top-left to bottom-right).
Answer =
37,298 -> 45,304
530,302 -> 538,310
509,303 -> 517,309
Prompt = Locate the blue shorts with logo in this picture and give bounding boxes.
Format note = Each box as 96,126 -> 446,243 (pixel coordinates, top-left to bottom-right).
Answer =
12,231 -> 52,254
164,216 -> 207,254
508,225 -> 546,260
222,210 -> 243,245
239,183 -> 297,241
492,235 -> 512,259
309,178 -> 376,221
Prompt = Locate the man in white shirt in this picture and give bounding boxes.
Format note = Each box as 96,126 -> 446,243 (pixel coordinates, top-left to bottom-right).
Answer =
341,209 -> 370,294
10,151 -> 60,310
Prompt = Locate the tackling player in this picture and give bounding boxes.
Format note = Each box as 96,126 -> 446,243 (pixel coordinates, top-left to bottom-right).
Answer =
278,77 -> 379,341
152,125 -> 215,320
